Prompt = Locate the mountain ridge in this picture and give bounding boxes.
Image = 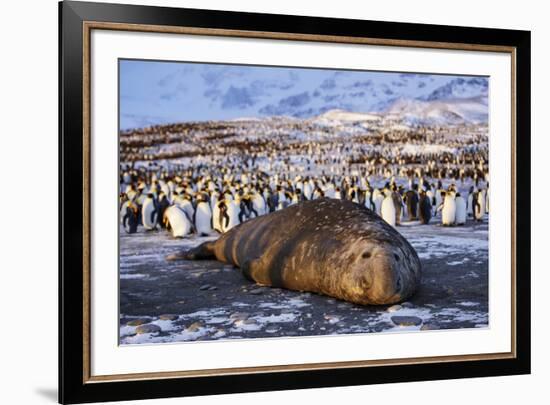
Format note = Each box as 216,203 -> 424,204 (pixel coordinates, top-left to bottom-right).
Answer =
120,61 -> 489,129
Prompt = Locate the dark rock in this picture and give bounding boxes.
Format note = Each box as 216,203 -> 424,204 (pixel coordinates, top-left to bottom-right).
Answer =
324,314 -> 340,324
119,317 -> 133,325
391,316 -> 423,326
159,314 -> 178,321
135,323 -> 161,334
187,321 -> 204,332
387,304 -> 402,313
127,318 -> 150,326
242,319 -> 257,325
421,323 -> 441,331
229,312 -> 249,321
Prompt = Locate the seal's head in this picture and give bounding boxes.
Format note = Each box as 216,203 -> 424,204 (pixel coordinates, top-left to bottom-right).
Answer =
340,239 -> 421,305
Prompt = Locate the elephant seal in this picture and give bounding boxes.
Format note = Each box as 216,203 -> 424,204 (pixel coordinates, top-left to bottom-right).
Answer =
166,198 -> 421,305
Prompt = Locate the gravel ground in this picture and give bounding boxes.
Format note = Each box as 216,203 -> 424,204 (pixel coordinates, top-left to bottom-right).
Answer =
119,215 -> 488,344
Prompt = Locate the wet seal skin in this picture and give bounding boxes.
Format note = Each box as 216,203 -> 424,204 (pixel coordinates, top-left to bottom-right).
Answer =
166,198 -> 421,305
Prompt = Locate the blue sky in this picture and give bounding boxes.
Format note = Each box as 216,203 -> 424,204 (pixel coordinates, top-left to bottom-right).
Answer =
119,59 -> 487,130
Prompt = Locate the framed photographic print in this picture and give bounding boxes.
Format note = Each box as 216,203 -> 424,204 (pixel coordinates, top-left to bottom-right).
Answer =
59,0 -> 531,403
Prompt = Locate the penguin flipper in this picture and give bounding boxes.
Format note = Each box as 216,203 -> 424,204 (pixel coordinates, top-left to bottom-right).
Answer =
224,212 -> 230,228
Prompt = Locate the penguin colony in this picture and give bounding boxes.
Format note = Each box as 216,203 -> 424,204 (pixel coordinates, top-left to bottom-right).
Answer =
119,118 -> 489,236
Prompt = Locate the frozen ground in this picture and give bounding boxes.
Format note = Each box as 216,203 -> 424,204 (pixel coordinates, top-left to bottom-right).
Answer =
119,214 -> 489,345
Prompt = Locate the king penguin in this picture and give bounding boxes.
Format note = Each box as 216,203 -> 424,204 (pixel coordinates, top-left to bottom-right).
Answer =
178,195 -> 195,220
163,205 -> 193,238
142,193 -> 158,230
252,190 -> 267,216
475,189 -> 486,222
213,196 -> 224,233
441,192 -> 457,226
455,193 -> 467,225
418,191 -> 432,225
381,190 -> 396,227
364,188 -> 375,211
372,189 -> 384,216
194,194 -> 214,236
122,199 -> 139,234
223,195 -> 240,232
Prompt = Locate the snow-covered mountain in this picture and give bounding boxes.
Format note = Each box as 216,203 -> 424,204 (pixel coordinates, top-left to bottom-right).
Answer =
421,77 -> 488,101
315,109 -> 382,123
120,60 -> 489,129
384,95 -> 488,125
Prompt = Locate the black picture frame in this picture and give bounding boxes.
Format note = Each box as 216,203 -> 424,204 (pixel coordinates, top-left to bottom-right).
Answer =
59,1 -> 531,403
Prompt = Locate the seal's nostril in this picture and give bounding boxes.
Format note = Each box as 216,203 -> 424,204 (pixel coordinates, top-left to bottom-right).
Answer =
394,253 -> 400,262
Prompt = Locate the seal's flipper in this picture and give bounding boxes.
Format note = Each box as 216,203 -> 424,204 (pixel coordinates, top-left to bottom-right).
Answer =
240,258 -> 259,281
241,257 -> 270,284
165,241 -> 216,261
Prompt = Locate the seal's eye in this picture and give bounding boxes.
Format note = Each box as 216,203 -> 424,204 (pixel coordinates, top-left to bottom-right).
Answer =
362,251 -> 372,259
394,253 -> 400,262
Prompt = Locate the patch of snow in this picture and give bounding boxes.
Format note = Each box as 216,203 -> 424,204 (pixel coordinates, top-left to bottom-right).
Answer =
316,109 -> 382,122
151,319 -> 179,332
231,302 -> 251,307
119,325 -> 137,337
258,298 -> 310,310
205,316 -> 229,324
457,301 -> 479,307
120,273 -> 149,280
253,313 -> 298,324
231,320 -> 263,332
